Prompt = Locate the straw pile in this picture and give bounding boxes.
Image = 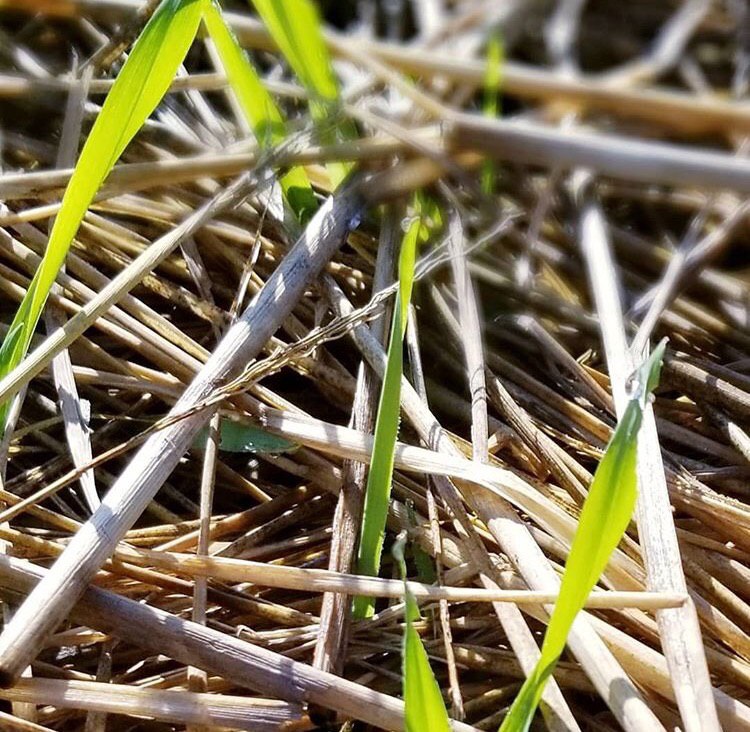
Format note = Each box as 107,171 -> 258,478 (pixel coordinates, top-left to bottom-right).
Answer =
0,1 -> 749,730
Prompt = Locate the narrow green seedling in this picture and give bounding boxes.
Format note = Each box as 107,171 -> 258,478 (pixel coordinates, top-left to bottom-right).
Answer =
248,0 -> 356,186
353,201 -> 424,619
499,339 -> 667,732
481,34 -> 503,195
208,0 -> 354,215
202,0 -> 318,221
393,532 -> 452,732
0,0 -> 205,432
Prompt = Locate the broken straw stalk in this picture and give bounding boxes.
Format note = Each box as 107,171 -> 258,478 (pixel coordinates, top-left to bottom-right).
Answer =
8,114 -> 750,200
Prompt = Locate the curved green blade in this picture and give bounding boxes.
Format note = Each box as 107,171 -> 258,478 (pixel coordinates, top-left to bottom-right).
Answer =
481,34 -> 503,195
248,0 -> 355,186
393,534 -> 452,732
202,0 -> 317,221
0,0 -> 204,431
352,204 -> 423,620
499,341 -> 667,732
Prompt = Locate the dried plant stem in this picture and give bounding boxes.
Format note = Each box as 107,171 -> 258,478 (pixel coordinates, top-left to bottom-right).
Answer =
446,206 -> 488,462
427,489 -> 464,719
186,410 -> 220,710
0,135 -> 418,202
119,546 -> 685,609
451,113 -> 750,194
0,678 -> 290,732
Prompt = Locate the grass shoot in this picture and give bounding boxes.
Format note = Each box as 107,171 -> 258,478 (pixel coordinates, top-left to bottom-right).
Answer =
393,532 -> 452,732
499,340 -> 667,731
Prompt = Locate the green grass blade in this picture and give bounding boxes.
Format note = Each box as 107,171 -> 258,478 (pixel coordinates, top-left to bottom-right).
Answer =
202,0 -> 317,221
393,534 -> 452,732
0,323 -> 25,390
483,35 -> 503,122
499,340 -> 667,732
248,0 -> 355,186
352,206 -> 423,619
481,34 -> 503,195
0,0 -> 204,430
250,0 -> 338,103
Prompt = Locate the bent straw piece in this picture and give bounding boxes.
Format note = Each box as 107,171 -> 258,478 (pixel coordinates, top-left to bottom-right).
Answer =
0,177 -> 367,687
0,554 -> 478,732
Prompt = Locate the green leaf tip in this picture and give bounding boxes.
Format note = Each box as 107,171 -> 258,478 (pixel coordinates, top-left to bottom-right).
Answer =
0,0 -> 205,435
631,337 -> 667,405
481,32 -> 504,195
248,0 -> 355,187
393,532 -> 452,732
193,418 -> 296,454
203,0 -> 319,222
499,342 -> 666,732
